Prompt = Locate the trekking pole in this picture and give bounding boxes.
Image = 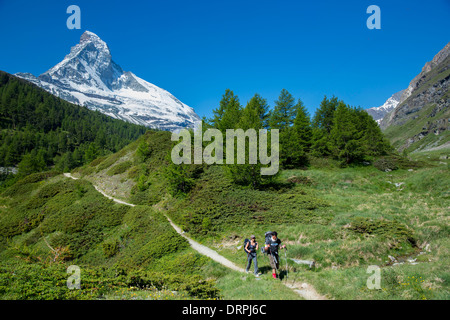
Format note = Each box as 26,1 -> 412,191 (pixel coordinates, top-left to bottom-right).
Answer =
291,269 -> 299,286
284,247 -> 288,281
246,251 -> 249,273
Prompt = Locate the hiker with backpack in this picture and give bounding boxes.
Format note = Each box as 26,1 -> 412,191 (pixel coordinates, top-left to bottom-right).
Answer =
264,231 -> 286,279
244,235 -> 259,276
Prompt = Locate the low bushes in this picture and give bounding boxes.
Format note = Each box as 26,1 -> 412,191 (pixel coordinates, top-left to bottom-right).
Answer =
0,262 -> 221,300
167,166 -> 330,238
126,270 -> 220,299
348,217 -> 415,245
106,160 -> 133,176
373,154 -> 426,172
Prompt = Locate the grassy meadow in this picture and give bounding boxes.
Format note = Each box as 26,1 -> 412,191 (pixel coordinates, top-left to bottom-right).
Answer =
0,130 -> 448,300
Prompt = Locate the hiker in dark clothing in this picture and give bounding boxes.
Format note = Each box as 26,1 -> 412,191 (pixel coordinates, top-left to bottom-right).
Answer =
264,231 -> 286,278
245,235 -> 259,276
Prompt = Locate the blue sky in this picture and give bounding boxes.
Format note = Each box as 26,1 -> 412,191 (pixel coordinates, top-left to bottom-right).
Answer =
0,0 -> 449,119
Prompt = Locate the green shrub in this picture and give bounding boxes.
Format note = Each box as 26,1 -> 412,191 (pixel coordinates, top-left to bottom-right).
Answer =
26,180 -> 75,209
106,160 -> 133,176
89,156 -> 107,167
373,157 -> 399,172
135,140 -> 152,162
127,165 -> 140,179
168,166 -> 330,237
0,260 -> 220,300
103,240 -> 120,258
136,173 -> 150,191
133,231 -> 189,264
126,270 -> 220,299
15,171 -> 60,185
348,217 -> 415,244
0,171 -> 59,198
151,252 -> 208,274
0,262 -> 124,300
373,155 -> 426,172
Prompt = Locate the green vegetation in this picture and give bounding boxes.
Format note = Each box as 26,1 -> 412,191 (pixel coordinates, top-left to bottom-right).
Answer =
382,56 -> 450,153
384,101 -> 450,153
166,165 -> 330,238
0,86 -> 448,300
65,127 -> 449,300
0,172 -> 221,300
106,160 -> 133,176
0,71 -> 147,178
206,90 -> 391,182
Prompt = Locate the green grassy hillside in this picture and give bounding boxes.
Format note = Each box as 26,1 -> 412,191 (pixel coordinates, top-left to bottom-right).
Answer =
1,130 -> 448,300
0,170 -> 219,299
69,130 -> 449,299
383,101 -> 450,153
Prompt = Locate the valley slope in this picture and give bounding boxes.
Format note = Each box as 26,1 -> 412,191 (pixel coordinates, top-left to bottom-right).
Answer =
380,42 -> 450,153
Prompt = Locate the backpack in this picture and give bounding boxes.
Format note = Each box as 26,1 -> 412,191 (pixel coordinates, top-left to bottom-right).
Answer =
243,238 -> 250,253
261,231 -> 274,255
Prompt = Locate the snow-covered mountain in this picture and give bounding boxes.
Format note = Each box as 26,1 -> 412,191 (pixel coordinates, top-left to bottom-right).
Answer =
16,31 -> 200,131
365,90 -> 405,124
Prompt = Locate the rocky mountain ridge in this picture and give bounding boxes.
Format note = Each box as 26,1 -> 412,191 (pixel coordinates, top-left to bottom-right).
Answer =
380,42 -> 450,152
16,31 -> 200,131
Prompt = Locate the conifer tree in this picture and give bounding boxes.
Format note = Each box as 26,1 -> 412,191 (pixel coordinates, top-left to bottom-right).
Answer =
136,140 -> 152,162
292,99 -> 312,152
312,95 -> 339,133
268,89 -> 296,130
358,109 -> 392,156
227,94 -> 267,188
238,94 -> 267,130
278,99 -> 311,168
211,89 -> 242,131
311,95 -> 339,156
329,102 -> 364,165
164,152 -> 197,196
251,93 -> 270,128
17,149 -> 46,176
84,143 -> 99,164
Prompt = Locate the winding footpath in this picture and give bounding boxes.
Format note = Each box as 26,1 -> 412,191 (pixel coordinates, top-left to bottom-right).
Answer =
63,172 -> 326,300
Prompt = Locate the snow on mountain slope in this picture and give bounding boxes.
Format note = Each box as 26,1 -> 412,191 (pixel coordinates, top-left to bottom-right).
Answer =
16,31 -> 200,131
366,90 -> 405,124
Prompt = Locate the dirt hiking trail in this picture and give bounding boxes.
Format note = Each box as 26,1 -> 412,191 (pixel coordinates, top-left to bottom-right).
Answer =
63,172 -> 327,300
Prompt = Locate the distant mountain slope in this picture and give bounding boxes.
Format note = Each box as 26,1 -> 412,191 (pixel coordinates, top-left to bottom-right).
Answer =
16,31 -> 200,131
380,42 -> 450,152
366,90 -> 405,124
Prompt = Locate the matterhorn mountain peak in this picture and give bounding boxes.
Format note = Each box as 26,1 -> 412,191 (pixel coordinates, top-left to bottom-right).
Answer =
71,30 -> 110,57
80,30 -> 102,42
16,30 -> 200,131
77,30 -> 111,57
41,30 -> 121,92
